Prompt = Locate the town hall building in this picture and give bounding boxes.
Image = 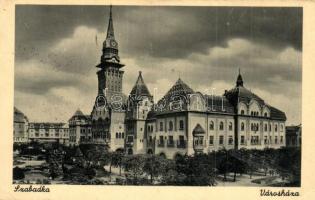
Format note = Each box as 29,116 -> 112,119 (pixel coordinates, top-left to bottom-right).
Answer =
72,6 -> 287,159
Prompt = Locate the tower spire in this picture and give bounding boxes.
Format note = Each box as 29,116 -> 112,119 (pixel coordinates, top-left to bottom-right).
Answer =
236,68 -> 244,87
106,5 -> 115,39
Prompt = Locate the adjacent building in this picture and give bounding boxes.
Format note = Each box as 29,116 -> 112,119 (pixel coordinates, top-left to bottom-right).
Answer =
68,109 -> 92,146
13,107 -> 29,143
28,122 -> 69,145
286,125 -> 302,148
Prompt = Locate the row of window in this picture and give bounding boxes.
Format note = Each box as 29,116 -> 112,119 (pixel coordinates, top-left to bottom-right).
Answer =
30,133 -> 68,137
207,135 -> 284,145
240,110 -> 268,117
209,121 -> 233,131
244,123 -> 284,132
115,132 -> 125,139
156,120 -> 185,132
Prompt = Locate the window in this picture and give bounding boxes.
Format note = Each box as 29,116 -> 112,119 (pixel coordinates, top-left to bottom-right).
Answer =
264,112 -> 267,117
219,122 -> 224,130
228,136 -> 233,145
209,136 -> 214,145
264,124 -> 268,132
240,136 -> 245,145
122,132 -> 124,139
159,122 -> 163,131
159,136 -> 164,144
219,135 -> 224,145
241,110 -> 245,115
168,136 -> 174,145
251,136 -> 259,145
269,136 -> 272,144
194,136 -> 204,146
241,122 -> 245,131
229,122 -> 233,131
264,136 -> 268,144
275,136 -> 278,144
118,132 -> 121,138
179,120 -> 184,130
116,132 -> 119,138
169,121 -> 173,131
275,125 -> 278,132
280,136 -> 283,143
280,125 -> 283,132
209,121 -> 214,130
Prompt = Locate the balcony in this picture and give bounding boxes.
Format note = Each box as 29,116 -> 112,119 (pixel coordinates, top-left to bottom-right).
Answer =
193,143 -> 205,150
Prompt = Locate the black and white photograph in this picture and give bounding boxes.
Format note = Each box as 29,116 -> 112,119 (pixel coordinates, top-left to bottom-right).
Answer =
12,4 -> 302,187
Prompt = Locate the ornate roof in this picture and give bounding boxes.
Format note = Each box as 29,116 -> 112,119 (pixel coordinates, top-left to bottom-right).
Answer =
225,72 -> 286,121
225,86 -> 265,106
193,124 -> 205,135
154,78 -> 194,113
130,71 -> 151,98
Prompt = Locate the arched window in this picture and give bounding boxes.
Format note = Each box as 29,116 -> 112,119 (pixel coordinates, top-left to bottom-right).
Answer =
275,125 -> 278,132
118,132 -> 121,138
122,132 -> 124,138
241,110 -> 245,115
264,124 -> 267,132
116,132 -> 118,138
209,121 -> 214,130
280,124 -> 283,132
229,122 -> 233,131
251,111 -> 253,116
264,112 -> 267,117
241,122 -> 245,131
169,121 -> 173,131
219,122 -> 224,130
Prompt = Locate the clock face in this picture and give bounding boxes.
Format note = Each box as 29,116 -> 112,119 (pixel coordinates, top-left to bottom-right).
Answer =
111,41 -> 117,47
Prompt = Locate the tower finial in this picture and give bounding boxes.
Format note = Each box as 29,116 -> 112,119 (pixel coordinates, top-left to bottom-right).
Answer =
110,4 -> 112,19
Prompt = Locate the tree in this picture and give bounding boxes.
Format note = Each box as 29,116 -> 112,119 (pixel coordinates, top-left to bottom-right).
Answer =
143,154 -> 170,184
13,167 -> 25,180
122,155 -> 146,185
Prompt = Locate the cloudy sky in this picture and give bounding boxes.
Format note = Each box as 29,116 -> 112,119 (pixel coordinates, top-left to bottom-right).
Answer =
15,5 -> 302,125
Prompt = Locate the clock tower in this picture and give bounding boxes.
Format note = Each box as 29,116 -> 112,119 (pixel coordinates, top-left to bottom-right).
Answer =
96,5 -> 125,103
90,6 -> 126,147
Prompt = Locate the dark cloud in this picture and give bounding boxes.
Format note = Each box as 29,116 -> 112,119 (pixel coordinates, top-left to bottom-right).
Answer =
16,6 -> 302,62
